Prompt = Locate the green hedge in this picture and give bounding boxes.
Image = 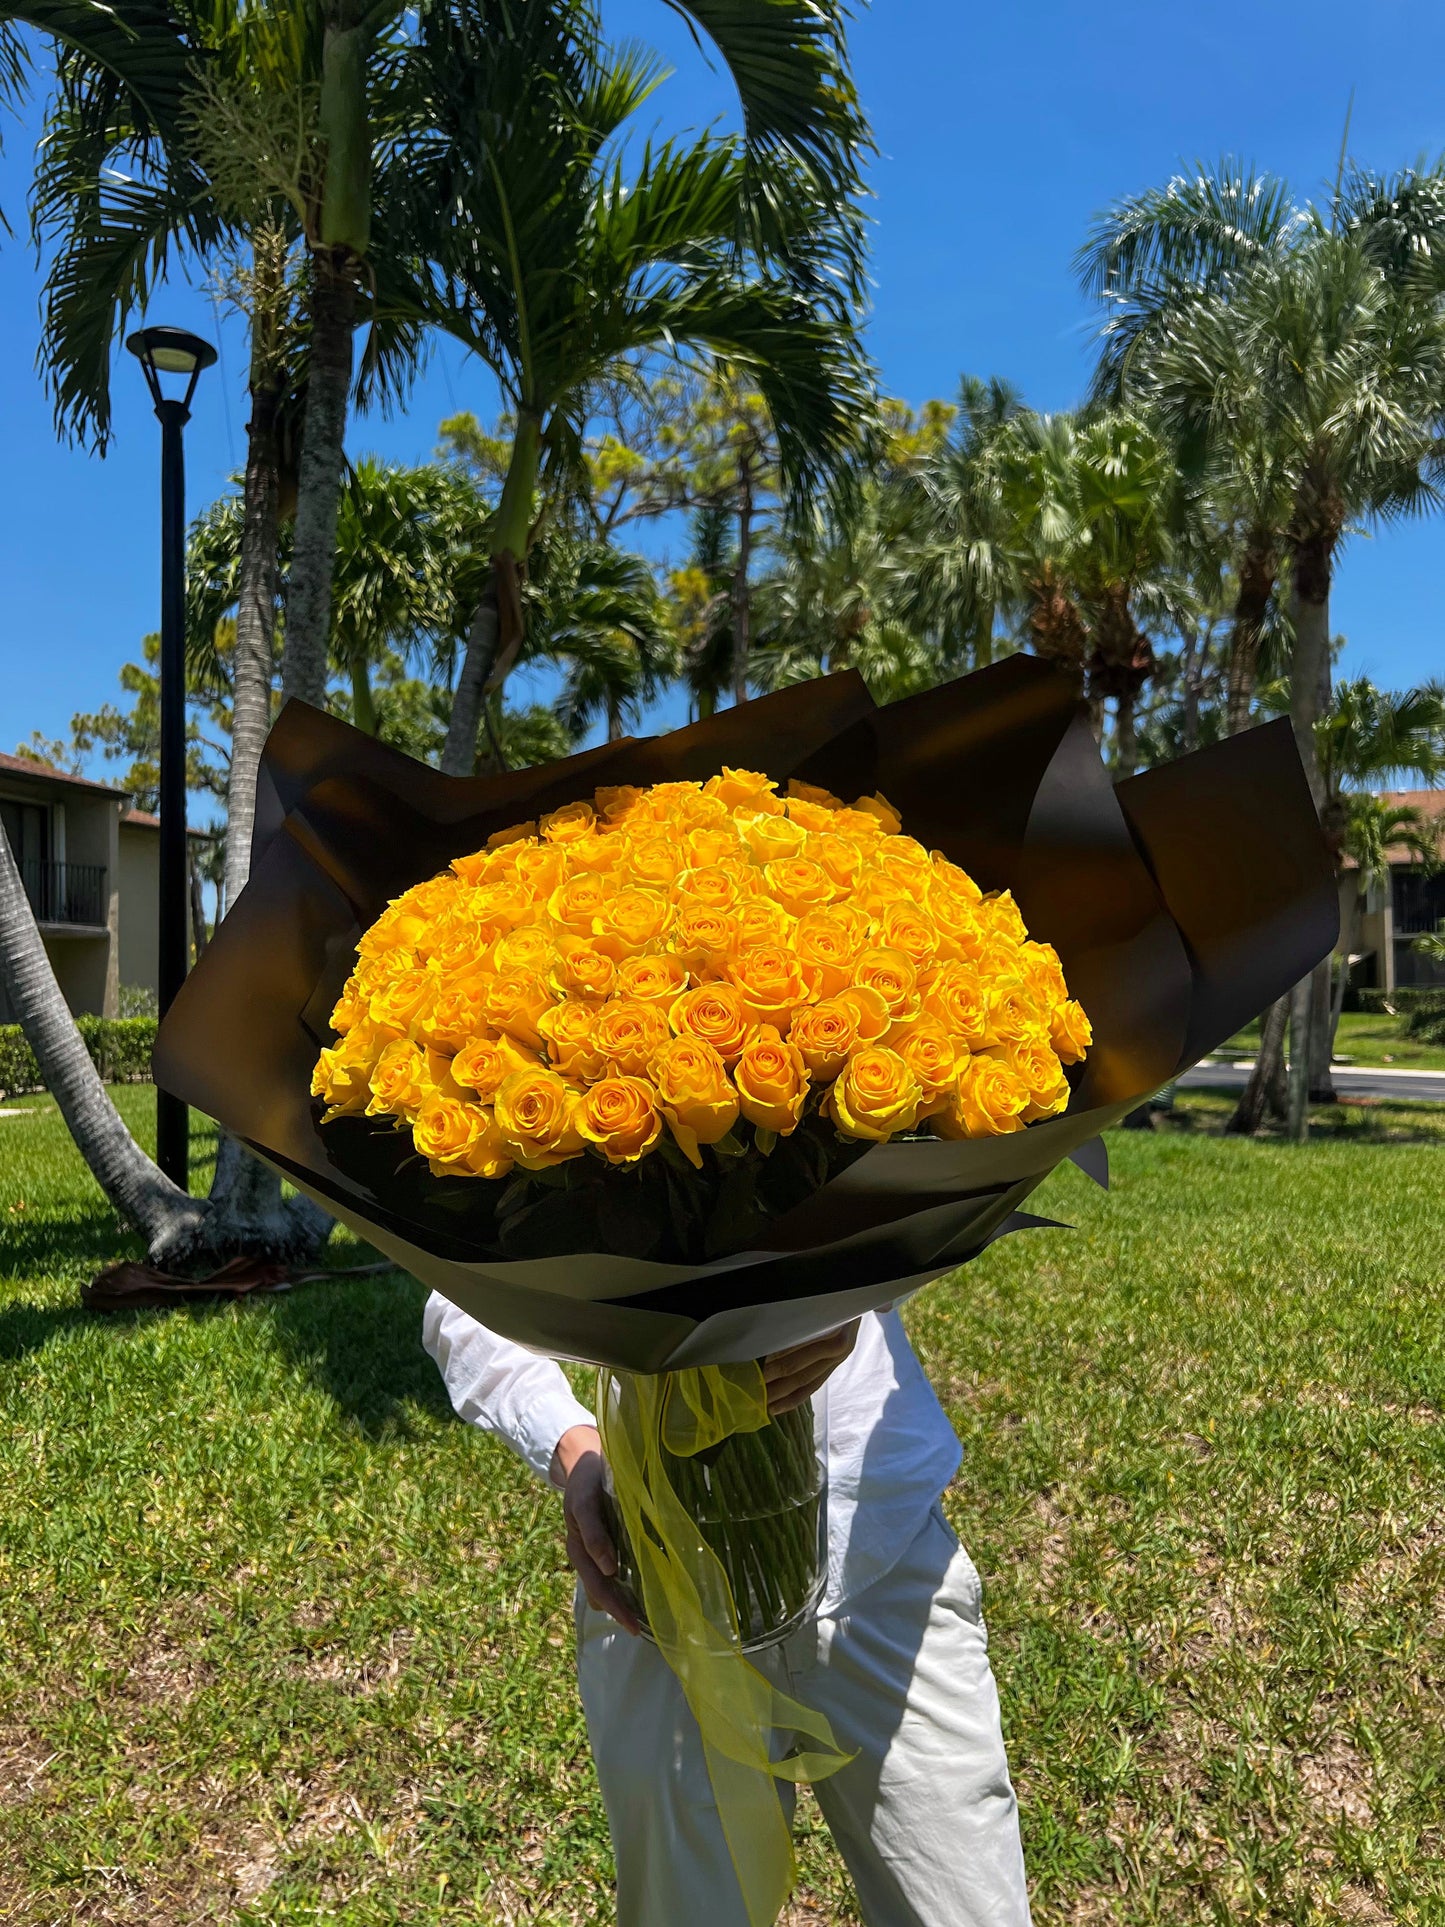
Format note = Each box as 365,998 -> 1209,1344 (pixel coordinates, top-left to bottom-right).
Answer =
0,1017 -> 157,1096
1354,986 -> 1437,1015
1406,992 -> 1445,1045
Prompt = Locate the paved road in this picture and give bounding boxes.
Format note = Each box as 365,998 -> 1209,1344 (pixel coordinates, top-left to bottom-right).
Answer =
1178,1059 -> 1445,1104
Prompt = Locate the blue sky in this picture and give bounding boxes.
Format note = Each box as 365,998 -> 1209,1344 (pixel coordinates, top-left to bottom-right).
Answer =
1,0 -> 1442,783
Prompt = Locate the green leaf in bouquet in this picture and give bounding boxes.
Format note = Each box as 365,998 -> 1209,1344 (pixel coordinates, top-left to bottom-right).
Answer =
711,1130 -> 748,1160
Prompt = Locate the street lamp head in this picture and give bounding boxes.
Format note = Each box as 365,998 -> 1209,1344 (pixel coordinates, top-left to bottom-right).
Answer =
126,324 -> 217,414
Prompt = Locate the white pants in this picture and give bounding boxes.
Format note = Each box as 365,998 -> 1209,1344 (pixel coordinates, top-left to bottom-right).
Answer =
576,1504 -> 1033,1926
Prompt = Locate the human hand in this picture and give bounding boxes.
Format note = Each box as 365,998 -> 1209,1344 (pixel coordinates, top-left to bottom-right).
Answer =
762,1319 -> 861,1417
554,1424 -> 641,1635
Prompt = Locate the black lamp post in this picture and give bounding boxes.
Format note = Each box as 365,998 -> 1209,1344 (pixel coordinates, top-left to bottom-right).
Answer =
126,324 -> 216,1191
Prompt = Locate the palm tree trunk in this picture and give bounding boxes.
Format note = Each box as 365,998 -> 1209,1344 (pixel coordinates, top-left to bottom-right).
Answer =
282,252 -> 355,707
1285,545 -> 1333,1141
1226,994 -> 1290,1134
441,583 -> 499,777
188,846 -> 208,961
1328,887 -> 1362,1065
1114,690 -> 1139,779
349,656 -> 377,735
1225,538 -> 1275,735
0,819 -> 207,1259
440,414 -> 540,778
731,461 -> 754,706
224,354 -> 281,913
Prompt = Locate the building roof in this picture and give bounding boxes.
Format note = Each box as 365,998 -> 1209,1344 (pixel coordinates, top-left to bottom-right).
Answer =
0,750 -> 132,801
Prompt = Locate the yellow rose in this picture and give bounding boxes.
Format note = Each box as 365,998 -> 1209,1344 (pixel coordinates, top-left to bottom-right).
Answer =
830,804 -> 889,839
875,900 -> 939,975
738,812 -> 807,865
921,963 -> 993,1051
674,862 -> 748,913
649,1036 -> 740,1166
852,947 -> 922,1026
311,1018 -> 389,1119
826,1045 -> 923,1142
891,1020 -> 962,1118
494,1067 -> 584,1169
593,783 -> 645,827
835,982 -> 893,1043
789,997 -> 861,1079
931,1054 -> 1029,1139
468,878 -> 533,930
369,963 -> 436,1039
849,791 -> 903,834
493,924 -> 558,978
734,895 -> 795,952
616,952 -> 690,1012
726,942 -> 814,1029
704,767 -> 783,815
539,799 -> 596,844
627,831 -> 684,890
1051,997 -> 1093,1065
669,982 -> 753,1065
673,903 -> 737,980
365,1038 -> 430,1121
482,971 -> 553,1051
644,781 -> 727,830
486,819 -> 537,852
549,938 -> 617,1003
809,832 -> 866,893
787,778 -> 844,809
547,872 -> 614,934
420,969 -> 491,1052
980,890 -> 1029,944
926,882 -> 988,962
683,823 -> 739,869
1019,939 -> 1068,1007
929,853 -> 983,902
511,841 -> 568,895
593,998 -> 672,1077
987,977 -> 1047,1046
576,1076 -> 663,1164
992,1037 -> 1070,1122
537,1001 -> 608,1082
763,855 -> 836,918
593,886 -> 672,960
792,906 -> 865,1000
734,1026 -> 810,1137
329,973 -> 366,1033
452,1031 -> 531,1103
412,1092 -> 487,1172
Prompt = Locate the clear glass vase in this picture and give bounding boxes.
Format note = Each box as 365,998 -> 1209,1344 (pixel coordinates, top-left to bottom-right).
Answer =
601,1377 -> 828,1652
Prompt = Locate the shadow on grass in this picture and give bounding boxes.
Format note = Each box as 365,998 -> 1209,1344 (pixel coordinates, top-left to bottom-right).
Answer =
262,1267 -> 456,1440
1164,1096 -> 1445,1146
2,1205 -> 450,1442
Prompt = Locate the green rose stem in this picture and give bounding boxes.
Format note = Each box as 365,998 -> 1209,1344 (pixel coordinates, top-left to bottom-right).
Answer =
610,1397 -> 823,1648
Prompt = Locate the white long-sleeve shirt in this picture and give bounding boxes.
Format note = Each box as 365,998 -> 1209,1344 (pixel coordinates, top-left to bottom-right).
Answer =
422,1295 -> 962,1614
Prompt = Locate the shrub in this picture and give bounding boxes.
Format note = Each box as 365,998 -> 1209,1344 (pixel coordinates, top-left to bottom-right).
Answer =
0,1017 -> 157,1096
1406,993 -> 1445,1045
1355,986 -> 1436,1015
119,982 -> 159,1018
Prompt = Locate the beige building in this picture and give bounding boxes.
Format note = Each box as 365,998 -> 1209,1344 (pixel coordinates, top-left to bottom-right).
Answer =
0,752 -> 194,1021
1344,789 -> 1445,996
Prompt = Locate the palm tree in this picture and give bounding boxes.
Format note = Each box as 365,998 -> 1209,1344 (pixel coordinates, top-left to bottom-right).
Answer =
1083,161 -> 1445,1133
1316,678 -> 1445,1080
406,0 -> 871,775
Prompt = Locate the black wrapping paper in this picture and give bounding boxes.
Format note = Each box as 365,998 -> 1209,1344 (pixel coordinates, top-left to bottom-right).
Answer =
154,657 -> 1337,1370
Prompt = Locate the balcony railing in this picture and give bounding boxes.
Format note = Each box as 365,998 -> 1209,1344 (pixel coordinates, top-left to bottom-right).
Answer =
21,860 -> 108,928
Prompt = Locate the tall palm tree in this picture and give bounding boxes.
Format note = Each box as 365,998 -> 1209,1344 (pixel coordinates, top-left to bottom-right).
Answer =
1083,160 -> 1445,1133
1317,678 -> 1445,1076
406,0 -> 871,775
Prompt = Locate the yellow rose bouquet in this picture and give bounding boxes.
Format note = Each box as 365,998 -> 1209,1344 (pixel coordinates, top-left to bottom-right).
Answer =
156,657 -> 1336,1925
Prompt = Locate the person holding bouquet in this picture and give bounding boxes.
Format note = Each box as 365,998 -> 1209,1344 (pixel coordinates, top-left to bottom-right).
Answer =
424,1295 -> 1034,1926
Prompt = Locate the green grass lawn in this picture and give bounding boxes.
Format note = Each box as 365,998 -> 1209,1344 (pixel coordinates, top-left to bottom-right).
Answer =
1225,1007 -> 1445,1073
1,1086 -> 1443,1925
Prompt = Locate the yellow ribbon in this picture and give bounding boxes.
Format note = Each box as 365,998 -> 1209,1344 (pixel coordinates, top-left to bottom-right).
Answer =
596,1363 -> 853,1927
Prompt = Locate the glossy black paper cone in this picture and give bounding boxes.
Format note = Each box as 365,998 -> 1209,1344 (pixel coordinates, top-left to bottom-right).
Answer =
155,658 -> 1337,1370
